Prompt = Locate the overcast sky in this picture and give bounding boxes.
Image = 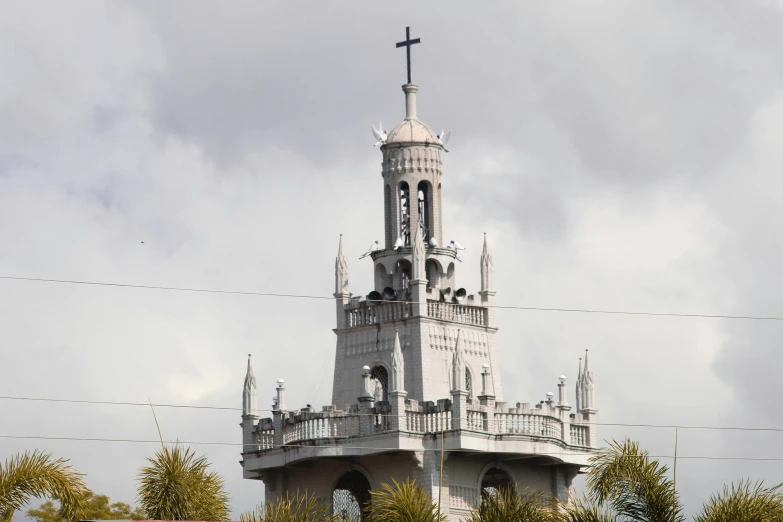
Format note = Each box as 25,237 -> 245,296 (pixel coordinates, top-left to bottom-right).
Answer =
3,0 -> 783,518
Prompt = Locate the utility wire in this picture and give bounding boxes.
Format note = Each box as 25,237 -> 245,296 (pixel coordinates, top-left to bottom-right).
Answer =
2,395 -> 783,434
1,275 -> 781,321
2,434 -> 783,463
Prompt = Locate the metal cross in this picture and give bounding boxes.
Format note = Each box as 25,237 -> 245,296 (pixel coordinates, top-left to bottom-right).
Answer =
396,26 -> 421,85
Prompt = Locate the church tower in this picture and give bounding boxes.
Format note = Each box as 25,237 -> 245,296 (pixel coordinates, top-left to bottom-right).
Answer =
240,28 -> 597,521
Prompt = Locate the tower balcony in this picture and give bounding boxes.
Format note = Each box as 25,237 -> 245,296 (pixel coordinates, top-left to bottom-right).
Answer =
242,397 -> 595,470
343,296 -> 489,329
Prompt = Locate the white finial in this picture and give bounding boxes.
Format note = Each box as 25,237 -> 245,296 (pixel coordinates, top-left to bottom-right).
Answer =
243,354 -> 258,416
335,234 -> 349,295
275,378 -> 286,411
391,330 -> 405,393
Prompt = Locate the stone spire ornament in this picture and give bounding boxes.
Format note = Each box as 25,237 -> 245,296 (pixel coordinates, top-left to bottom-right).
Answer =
581,350 -> 596,412
451,330 -> 466,392
243,354 -> 258,416
334,234 -> 349,295
391,330 -> 405,393
480,233 -> 493,292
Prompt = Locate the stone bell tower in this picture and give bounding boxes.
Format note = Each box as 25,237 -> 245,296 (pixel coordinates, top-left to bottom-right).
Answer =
240,27 -> 598,521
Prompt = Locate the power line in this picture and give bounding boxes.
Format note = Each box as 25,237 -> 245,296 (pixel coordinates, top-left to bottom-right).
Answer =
2,395 -> 783,434
2,434 -> 783,463
1,275 -> 782,321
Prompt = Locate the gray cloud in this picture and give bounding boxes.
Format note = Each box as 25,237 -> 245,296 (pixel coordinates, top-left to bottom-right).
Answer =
3,0 -> 783,519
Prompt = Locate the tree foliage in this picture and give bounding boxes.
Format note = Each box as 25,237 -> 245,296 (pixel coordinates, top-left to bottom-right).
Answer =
28,491 -> 145,522
0,450 -> 89,522
693,480 -> 783,522
365,478 -> 446,522
586,438 -> 684,522
240,491 -> 339,522
136,444 -> 229,521
466,486 -> 560,522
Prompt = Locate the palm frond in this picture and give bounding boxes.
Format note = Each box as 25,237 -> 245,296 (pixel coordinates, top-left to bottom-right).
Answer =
136,444 -> 229,521
0,450 -> 89,522
240,491 -> 337,522
466,485 -> 560,522
366,478 -> 446,522
693,479 -> 783,522
586,438 -> 684,522
557,496 -> 619,522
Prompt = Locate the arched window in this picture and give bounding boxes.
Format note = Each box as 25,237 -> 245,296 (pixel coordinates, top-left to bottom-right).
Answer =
399,182 -> 410,246
481,467 -> 514,500
370,366 -> 388,403
333,470 -> 372,521
417,181 -> 429,243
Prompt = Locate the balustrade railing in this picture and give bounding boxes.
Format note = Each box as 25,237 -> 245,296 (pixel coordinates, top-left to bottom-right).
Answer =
466,410 -> 485,431
405,410 -> 452,433
345,301 -> 488,328
494,412 -> 560,438
255,409 -> 591,453
570,424 -> 589,446
347,301 -> 412,327
281,415 -> 361,445
259,429 -> 274,450
426,302 -> 486,326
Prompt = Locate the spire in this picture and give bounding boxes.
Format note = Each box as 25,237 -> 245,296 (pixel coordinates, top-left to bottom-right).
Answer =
581,350 -> 595,411
335,234 -> 349,295
480,233 -> 494,292
391,330 -> 405,393
575,357 -> 583,412
411,226 -> 426,281
243,354 -> 258,416
451,330 -> 466,392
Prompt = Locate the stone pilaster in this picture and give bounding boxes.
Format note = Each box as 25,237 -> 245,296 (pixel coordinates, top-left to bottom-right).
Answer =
240,414 -> 259,454
450,390 -> 468,430
389,390 -> 407,431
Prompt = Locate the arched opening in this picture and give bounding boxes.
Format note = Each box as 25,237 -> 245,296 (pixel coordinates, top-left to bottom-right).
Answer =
374,263 -> 392,292
446,262 -> 456,290
333,470 -> 372,521
370,365 -> 388,403
417,181 -> 430,243
425,259 -> 441,290
481,467 -> 514,500
395,259 -> 412,292
399,182 -> 410,247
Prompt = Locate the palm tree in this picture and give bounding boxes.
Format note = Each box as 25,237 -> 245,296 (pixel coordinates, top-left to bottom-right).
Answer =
563,438 -> 783,522
365,478 -> 446,522
137,444 -> 229,521
240,491 -> 339,522
693,480 -> 783,522
0,450 -> 89,522
466,486 -> 560,522
584,438 -> 684,522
